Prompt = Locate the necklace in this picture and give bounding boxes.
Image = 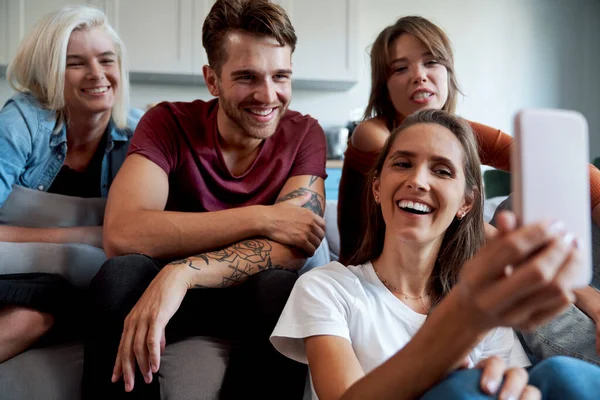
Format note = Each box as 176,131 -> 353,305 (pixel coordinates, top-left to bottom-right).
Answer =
372,263 -> 424,300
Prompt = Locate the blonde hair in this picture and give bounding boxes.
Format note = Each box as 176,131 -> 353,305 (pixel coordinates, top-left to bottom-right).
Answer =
7,5 -> 130,129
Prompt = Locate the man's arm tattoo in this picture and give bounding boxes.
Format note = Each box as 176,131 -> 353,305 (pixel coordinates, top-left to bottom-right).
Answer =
170,258 -> 202,271
175,239 -> 290,287
276,187 -> 324,216
309,175 -> 318,187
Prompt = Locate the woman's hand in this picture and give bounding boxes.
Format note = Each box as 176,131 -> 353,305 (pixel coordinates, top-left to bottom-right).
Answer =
477,356 -> 540,400
457,210 -> 579,332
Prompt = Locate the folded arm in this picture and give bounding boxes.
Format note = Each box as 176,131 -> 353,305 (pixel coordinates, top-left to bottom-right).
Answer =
167,174 -> 326,288
104,154 -> 324,259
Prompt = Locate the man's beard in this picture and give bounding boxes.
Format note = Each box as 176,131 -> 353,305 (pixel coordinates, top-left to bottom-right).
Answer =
219,96 -> 287,140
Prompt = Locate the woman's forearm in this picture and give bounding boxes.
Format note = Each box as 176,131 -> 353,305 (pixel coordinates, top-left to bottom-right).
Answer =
342,289 -> 489,400
0,225 -> 103,248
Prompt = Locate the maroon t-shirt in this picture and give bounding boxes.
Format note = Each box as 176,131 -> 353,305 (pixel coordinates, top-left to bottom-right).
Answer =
128,99 -> 327,212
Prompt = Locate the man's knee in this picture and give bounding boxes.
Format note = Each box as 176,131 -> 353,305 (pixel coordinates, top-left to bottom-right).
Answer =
245,269 -> 298,324
89,254 -> 162,312
248,269 -> 297,300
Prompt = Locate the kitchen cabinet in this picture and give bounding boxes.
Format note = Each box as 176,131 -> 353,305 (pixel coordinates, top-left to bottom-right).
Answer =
0,0 -> 358,90
192,0 -> 215,75
0,1 -> 8,65
0,0 -> 114,66
122,0 -> 359,89
275,0 -> 358,88
1,0 -> 77,65
111,0 -> 195,74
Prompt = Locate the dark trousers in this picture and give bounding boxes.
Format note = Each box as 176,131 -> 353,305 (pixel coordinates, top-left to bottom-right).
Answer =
82,254 -> 306,400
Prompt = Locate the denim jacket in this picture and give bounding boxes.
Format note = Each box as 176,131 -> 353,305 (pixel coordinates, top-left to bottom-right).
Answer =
0,92 -> 143,206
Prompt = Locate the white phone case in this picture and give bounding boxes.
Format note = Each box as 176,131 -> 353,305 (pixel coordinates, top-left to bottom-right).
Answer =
512,109 -> 592,288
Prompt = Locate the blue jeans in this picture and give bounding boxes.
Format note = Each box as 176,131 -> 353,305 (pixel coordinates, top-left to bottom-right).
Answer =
421,356 -> 600,399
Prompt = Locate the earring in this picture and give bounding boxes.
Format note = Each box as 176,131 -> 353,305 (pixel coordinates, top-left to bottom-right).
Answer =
457,211 -> 465,220
374,195 -> 380,204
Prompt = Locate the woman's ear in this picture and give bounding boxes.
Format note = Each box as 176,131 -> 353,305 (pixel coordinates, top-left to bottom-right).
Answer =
372,174 -> 381,205
457,186 -> 478,219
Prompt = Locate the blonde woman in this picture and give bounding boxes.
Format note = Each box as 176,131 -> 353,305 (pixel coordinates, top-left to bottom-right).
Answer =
0,5 -> 141,362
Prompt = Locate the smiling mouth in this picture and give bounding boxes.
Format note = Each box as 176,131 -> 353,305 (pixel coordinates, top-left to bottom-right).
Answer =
245,108 -> 276,117
397,200 -> 433,215
411,92 -> 433,101
82,86 -> 110,94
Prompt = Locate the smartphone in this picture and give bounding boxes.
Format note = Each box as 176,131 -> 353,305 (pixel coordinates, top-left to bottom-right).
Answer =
512,108 -> 592,288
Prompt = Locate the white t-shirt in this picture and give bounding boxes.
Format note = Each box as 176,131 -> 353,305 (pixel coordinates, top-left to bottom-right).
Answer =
271,261 -> 530,399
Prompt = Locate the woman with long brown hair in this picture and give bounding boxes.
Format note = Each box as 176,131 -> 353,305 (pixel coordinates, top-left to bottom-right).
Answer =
271,109 -> 600,400
337,16 -> 600,265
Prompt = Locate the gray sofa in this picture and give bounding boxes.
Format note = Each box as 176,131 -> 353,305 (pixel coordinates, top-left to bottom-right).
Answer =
0,190 -> 339,400
3,190 -> 598,399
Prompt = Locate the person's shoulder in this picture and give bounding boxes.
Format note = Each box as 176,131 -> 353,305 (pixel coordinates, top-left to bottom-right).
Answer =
1,92 -> 48,121
464,119 -> 502,135
0,93 -> 54,140
145,98 -> 218,121
351,117 -> 389,153
279,108 -> 322,132
116,107 -> 145,138
297,261 -> 363,293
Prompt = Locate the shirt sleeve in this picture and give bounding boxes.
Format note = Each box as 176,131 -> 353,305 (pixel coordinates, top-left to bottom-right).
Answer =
468,121 -> 512,172
0,100 -> 34,206
289,118 -> 327,179
127,104 -> 179,175
270,263 -> 357,364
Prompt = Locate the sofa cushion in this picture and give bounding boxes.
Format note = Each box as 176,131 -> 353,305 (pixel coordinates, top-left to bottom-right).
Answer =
0,342 -> 83,400
0,185 -> 107,288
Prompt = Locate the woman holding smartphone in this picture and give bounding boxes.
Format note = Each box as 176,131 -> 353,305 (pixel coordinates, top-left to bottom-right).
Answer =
272,110 -> 600,400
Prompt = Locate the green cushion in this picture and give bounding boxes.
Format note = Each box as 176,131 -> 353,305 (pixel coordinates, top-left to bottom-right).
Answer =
483,169 -> 511,199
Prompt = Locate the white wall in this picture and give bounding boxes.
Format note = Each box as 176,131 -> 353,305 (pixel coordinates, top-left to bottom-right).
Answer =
2,0 -> 599,158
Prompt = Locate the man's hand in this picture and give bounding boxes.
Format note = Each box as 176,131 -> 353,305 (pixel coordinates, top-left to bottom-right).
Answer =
111,264 -> 195,392
262,192 -> 326,255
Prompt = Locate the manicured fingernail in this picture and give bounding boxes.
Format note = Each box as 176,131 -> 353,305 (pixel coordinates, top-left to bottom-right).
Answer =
500,394 -> 516,400
485,379 -> 499,393
563,232 -> 575,246
548,220 -> 565,234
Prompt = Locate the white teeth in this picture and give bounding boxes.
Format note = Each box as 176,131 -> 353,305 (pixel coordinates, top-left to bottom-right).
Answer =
413,92 -> 432,100
397,200 -> 432,213
248,108 -> 274,116
84,87 -> 108,94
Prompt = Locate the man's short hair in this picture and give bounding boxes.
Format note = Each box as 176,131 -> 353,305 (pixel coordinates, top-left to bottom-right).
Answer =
202,0 -> 297,75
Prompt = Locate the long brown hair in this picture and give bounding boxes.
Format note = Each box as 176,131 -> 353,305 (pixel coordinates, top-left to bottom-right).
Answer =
202,0 -> 297,75
364,16 -> 461,130
349,109 -> 485,308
